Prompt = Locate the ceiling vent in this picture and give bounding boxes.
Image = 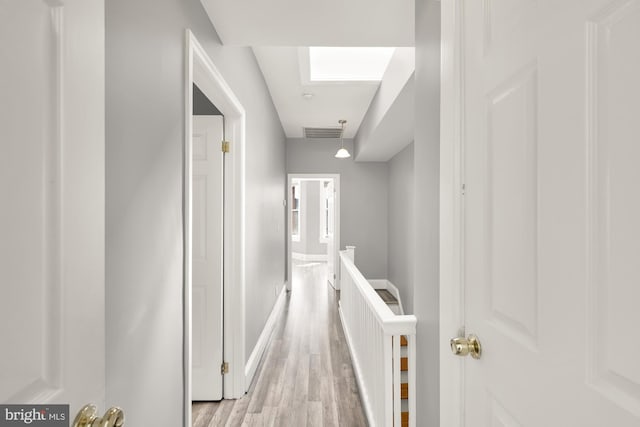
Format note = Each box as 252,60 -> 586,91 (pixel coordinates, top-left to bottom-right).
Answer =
303,126 -> 344,139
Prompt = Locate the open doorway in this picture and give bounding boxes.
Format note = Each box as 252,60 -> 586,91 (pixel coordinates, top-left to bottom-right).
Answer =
184,30 -> 246,426
287,174 -> 341,290
190,83 -> 224,402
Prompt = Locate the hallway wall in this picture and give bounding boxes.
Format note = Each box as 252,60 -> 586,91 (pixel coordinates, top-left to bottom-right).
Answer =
286,139 -> 388,280
388,142 -> 415,314
106,0 -> 286,424
414,1 -> 441,425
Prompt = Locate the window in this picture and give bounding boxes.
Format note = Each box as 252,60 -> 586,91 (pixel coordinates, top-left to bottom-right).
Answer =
291,183 -> 301,242
309,47 -> 395,82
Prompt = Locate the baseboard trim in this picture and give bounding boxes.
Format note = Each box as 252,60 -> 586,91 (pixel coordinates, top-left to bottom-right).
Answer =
292,252 -> 328,262
367,279 -> 389,289
244,284 -> 287,389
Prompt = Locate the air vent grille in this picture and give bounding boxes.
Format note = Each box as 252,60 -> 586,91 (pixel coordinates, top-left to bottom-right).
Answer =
303,127 -> 344,139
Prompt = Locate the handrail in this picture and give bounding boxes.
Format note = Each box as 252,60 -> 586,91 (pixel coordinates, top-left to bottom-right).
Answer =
338,250 -> 417,427
340,253 -> 416,333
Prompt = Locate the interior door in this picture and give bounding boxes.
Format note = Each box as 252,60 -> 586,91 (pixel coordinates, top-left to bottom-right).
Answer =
326,180 -> 336,288
0,0 -> 105,414
454,0 -> 640,425
191,115 -> 224,401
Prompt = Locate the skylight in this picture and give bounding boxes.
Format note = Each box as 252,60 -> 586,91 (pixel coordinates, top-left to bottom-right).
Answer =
309,47 -> 395,82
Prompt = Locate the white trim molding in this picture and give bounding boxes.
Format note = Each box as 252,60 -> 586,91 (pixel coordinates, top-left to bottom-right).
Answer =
245,284 -> 287,387
292,252 -> 328,262
440,1 -> 465,426
184,29 -> 246,427
367,279 -> 390,289
339,252 -> 417,426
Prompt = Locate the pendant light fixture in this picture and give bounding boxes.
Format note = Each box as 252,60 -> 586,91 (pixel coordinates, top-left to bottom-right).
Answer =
334,119 -> 350,159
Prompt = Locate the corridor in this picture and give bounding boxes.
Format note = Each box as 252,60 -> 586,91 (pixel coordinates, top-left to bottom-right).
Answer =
192,261 -> 367,426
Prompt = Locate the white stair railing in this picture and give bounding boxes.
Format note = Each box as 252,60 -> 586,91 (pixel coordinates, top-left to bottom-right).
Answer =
338,250 -> 417,427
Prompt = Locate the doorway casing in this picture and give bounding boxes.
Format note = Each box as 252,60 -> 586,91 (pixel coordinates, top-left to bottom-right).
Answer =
287,174 -> 341,290
439,2 -> 465,425
184,30 -> 246,425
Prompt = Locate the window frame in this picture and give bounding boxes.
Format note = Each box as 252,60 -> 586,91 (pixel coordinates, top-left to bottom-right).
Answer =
319,181 -> 331,243
291,182 -> 301,242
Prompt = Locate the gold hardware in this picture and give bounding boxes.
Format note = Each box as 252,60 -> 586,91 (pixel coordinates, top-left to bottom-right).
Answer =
73,404 -> 125,427
221,141 -> 230,153
221,361 -> 229,375
450,334 -> 482,359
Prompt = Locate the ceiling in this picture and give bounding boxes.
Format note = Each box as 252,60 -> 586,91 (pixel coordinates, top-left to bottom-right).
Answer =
200,0 -> 414,47
200,0 -> 416,159
252,47 -> 381,139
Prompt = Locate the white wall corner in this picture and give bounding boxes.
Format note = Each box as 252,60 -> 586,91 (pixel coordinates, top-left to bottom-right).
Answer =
244,284 -> 287,389
354,47 -> 416,161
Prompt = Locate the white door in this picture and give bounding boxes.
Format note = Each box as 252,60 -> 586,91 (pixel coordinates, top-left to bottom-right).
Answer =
191,115 -> 224,401
0,0 -> 105,415
326,180 -> 336,288
443,0 -> 640,425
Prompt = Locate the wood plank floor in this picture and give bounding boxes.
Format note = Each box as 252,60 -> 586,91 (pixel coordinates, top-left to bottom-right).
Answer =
192,261 -> 368,426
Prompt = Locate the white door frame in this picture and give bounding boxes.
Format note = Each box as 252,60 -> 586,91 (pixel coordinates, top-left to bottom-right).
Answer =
287,174 -> 341,290
184,30 -> 246,425
439,1 -> 465,426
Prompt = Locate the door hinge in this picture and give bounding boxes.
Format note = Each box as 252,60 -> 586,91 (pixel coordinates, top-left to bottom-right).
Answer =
333,274 -> 336,279
221,141 -> 230,153
462,183 -> 466,195
221,361 -> 229,375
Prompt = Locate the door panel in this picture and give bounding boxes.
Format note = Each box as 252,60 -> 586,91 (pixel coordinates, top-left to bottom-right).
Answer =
587,0 -> 640,412
0,0 -> 60,402
191,115 -> 224,401
326,180 -> 336,287
459,0 -> 640,425
0,0 -> 104,412
486,65 -> 539,351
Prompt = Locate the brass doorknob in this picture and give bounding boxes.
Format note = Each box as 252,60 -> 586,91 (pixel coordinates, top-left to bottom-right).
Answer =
73,404 -> 125,427
450,334 -> 482,359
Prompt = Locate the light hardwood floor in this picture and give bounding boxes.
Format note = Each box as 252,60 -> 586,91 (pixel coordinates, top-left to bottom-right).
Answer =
192,261 -> 368,427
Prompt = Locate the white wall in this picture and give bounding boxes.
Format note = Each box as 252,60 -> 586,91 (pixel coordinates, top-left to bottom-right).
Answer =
286,139 -> 388,280
414,1 -> 441,425
106,0 -> 286,424
388,142 -> 415,314
354,48 -> 415,162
